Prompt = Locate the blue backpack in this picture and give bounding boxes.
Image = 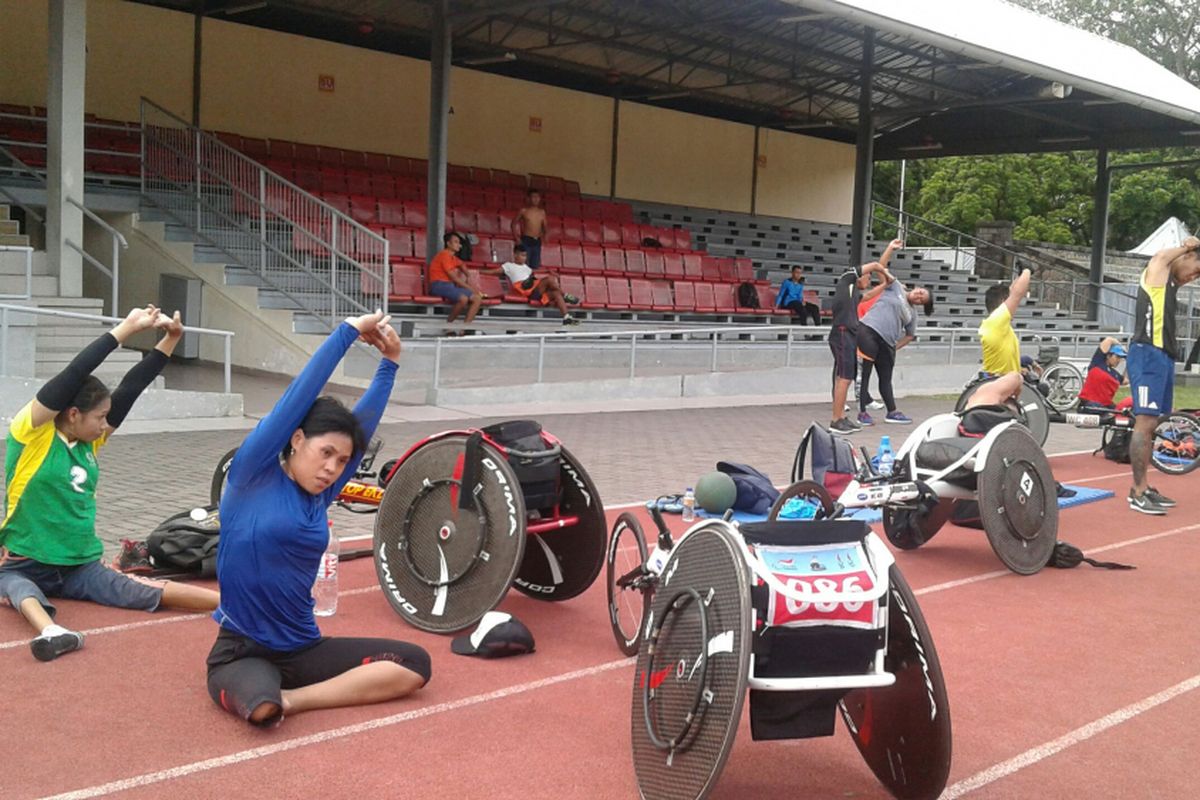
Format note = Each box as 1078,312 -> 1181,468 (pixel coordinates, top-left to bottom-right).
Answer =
716,461 -> 780,515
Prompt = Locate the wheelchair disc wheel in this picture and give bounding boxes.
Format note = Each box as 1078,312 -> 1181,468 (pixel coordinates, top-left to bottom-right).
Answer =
1151,412 -> 1200,475
767,480 -> 835,521
882,499 -> 953,550
976,427 -> 1057,575
841,565 -> 952,800
210,447 -> 238,506
1040,362 -> 1083,413
607,512 -> 651,656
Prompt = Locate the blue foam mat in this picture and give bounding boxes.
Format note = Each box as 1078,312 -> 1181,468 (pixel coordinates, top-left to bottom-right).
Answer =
695,484 -> 1115,525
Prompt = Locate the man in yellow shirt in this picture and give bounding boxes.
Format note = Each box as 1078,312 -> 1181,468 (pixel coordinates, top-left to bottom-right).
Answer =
978,267 -> 1031,378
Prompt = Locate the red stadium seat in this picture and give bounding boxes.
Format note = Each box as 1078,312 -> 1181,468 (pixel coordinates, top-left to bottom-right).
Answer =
364,152 -> 390,171
390,263 -> 424,300
561,216 -> 583,243
560,274 -> 585,302
560,244 -> 585,272
474,272 -> 504,305
713,283 -> 736,313
673,281 -> 696,312
346,173 -> 373,196
606,277 -> 631,309
377,199 -> 405,227
620,223 -> 641,246
674,227 -> 692,251
582,219 -> 604,244
717,259 -> 738,283
544,218 -> 563,242
645,251 -> 665,278
561,197 -> 583,219
494,238 -> 517,263
451,208 -> 476,233
292,143 -> 319,162
349,196 -> 377,225
582,275 -> 609,309
694,282 -> 717,313
384,228 -> 414,262
734,257 -> 754,282
663,253 -> 685,280
476,211 -> 501,236
582,245 -> 606,275
322,193 -> 352,216
371,174 -> 397,199
701,256 -> 723,282
651,281 -> 674,311
603,248 -> 626,274
601,221 -> 622,245
683,254 -> 703,280
629,279 -> 654,311
756,284 -> 778,312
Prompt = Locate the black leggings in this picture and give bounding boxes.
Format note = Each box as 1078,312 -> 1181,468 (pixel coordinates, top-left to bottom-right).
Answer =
857,325 -> 897,413
207,627 -> 431,726
783,300 -> 821,325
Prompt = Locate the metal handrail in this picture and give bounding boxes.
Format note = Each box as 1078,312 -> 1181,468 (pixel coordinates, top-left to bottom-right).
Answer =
0,143 -> 48,225
0,245 -> 33,299
0,302 -> 236,393
66,196 -> 126,315
426,321 -> 1131,388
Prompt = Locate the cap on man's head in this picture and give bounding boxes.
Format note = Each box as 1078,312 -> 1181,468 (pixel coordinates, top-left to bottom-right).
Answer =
451,611 -> 535,659
1109,343 -> 1128,358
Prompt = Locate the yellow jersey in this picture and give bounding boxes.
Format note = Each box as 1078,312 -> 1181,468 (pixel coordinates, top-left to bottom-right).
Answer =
978,305 -> 1020,375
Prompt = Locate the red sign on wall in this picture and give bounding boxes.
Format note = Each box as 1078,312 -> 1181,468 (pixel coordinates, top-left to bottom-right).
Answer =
318,74 -> 335,92
529,116 -> 542,132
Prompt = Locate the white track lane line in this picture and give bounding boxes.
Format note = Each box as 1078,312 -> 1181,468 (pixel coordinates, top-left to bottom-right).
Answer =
939,673 -> 1200,799
40,657 -> 635,800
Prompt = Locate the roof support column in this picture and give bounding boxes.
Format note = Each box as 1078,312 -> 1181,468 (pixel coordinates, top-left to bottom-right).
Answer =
1087,146 -> 1110,323
848,28 -> 875,268
46,0 -> 86,297
426,0 -> 451,262
192,1 -> 204,127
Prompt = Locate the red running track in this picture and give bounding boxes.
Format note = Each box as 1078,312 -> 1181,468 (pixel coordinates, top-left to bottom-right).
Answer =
3,452 -> 1198,800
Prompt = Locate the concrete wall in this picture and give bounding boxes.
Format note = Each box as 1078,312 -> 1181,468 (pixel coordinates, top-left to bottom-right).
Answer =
1,0 -> 855,224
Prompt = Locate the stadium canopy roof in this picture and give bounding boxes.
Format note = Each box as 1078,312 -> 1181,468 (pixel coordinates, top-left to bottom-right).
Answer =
136,0 -> 1200,159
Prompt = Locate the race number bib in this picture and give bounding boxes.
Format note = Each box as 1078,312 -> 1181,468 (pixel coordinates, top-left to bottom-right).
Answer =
758,543 -> 878,629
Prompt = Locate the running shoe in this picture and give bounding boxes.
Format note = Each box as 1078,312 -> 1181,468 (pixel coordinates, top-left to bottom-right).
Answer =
562,315 -> 581,326
857,411 -> 875,427
868,400 -> 885,410
114,538 -> 153,574
830,418 -> 858,436
1143,486 -> 1177,508
31,629 -> 85,662
563,293 -> 580,305
1128,489 -> 1167,515
885,411 -> 912,424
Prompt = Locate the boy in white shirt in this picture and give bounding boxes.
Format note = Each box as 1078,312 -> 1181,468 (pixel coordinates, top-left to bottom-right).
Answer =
484,244 -> 580,325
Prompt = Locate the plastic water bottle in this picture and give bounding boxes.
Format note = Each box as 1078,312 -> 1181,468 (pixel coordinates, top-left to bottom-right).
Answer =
313,521 -> 339,617
877,435 -> 894,477
490,247 -> 498,262
681,487 -> 696,522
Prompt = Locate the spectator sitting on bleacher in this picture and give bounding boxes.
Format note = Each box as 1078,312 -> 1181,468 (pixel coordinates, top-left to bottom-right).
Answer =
775,266 -> 821,325
512,189 -> 547,270
480,244 -> 581,326
428,232 -> 482,332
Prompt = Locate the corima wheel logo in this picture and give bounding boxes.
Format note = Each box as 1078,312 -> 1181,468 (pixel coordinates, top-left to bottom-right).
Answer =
482,457 -> 519,537
377,541 -> 418,616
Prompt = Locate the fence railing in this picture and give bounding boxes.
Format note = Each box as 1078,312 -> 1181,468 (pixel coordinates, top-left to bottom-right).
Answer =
138,98 -> 388,331
0,303 -> 236,393
0,111 -> 140,185
0,245 -> 33,300
424,323 -> 1131,389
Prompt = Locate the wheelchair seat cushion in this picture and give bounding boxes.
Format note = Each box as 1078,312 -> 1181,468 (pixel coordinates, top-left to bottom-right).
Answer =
915,437 -> 977,470
958,404 -> 1016,437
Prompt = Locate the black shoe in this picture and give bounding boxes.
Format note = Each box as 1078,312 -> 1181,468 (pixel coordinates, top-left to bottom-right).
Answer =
830,418 -> 858,436
1144,486 -> 1177,508
563,293 -> 580,305
1128,489 -> 1167,516
114,538 -> 153,574
31,629 -> 85,662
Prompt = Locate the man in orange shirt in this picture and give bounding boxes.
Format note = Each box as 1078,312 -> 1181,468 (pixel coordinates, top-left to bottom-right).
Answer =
428,232 -> 482,327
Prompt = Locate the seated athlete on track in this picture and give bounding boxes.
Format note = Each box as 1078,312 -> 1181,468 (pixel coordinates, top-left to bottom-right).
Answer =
0,305 -> 220,662
206,310 -> 430,728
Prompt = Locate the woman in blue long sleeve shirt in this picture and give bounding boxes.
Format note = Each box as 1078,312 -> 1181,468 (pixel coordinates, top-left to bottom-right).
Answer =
206,311 -> 430,727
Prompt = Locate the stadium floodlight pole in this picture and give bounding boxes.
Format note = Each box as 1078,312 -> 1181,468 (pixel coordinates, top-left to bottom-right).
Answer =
848,28 -> 875,268
426,0 -> 451,263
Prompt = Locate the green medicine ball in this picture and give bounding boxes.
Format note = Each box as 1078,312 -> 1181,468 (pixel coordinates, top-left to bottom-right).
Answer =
695,471 -> 737,514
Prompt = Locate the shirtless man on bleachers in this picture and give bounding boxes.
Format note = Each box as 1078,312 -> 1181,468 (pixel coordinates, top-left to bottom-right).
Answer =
512,189 -> 548,270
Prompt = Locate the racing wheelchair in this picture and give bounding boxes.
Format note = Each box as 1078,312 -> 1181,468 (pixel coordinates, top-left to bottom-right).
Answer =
786,407 -> 1059,575
211,420 -> 607,633
614,509 -> 951,800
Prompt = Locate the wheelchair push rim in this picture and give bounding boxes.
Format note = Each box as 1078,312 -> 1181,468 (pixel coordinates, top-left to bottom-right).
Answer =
373,434 -> 527,633
631,522 -> 752,800
1151,412 -> 1200,475
976,427 -> 1058,575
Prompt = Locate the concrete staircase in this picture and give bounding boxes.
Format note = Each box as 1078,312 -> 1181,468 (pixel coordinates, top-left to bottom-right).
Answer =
0,203 -> 30,248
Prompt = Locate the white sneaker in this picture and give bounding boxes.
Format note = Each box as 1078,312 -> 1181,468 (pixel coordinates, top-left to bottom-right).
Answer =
868,400 -> 885,410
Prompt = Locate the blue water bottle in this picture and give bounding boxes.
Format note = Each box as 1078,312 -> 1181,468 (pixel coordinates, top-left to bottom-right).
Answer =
877,435 -> 894,477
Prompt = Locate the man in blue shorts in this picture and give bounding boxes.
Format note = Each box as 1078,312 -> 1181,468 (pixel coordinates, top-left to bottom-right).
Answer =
1126,235 -> 1200,514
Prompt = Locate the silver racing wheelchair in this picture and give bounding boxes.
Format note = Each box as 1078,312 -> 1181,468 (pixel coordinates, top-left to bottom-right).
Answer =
617,510 -> 951,800
785,406 -> 1058,575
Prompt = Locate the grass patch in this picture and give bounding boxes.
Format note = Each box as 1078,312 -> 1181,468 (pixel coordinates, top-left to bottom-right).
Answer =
1115,385 -> 1200,410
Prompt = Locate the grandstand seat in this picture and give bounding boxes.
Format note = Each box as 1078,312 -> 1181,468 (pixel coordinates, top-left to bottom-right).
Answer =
364,152 -> 390,171
545,218 -> 564,242
473,272 -> 505,305
476,211 -> 502,236
606,277 -> 632,310
673,281 -> 697,312
539,241 -> 561,268
377,199 -> 405,227
403,201 -> 427,228
619,222 -> 641,247
694,282 -> 717,313
241,137 -> 271,160
582,245 -> 606,275
717,259 -> 738,283
601,221 -> 621,246
683,254 -> 703,280
755,284 -> 778,312
395,178 -> 423,202
461,187 -> 485,209
582,219 -> 604,244
390,263 -> 424,300
560,274 -> 585,304
580,199 -> 606,220
645,251 -> 666,278
269,140 -> 295,159
322,193 -> 352,216
651,281 -> 674,311
318,173 -> 347,194
734,257 -> 755,282
346,173 -> 373,195
530,175 -> 550,193
349,196 -> 377,225
340,149 -> 366,168
701,256 -> 723,282
562,197 -> 583,219
562,217 -> 583,243
603,248 -> 626,275
713,283 -> 736,313
494,237 -> 516,263
563,179 -> 581,196
371,175 -> 397,199
624,249 -> 647,275
664,253 -> 685,280
629,279 -> 655,311
674,227 -> 692,251
413,235 -> 428,261
292,143 -> 319,162
582,275 -> 609,309
384,228 -> 414,262
482,187 -> 505,209
470,166 -> 492,185
506,173 -> 528,189
448,164 -> 472,183
504,188 -> 526,208
560,244 -> 585,272
497,210 -> 516,236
